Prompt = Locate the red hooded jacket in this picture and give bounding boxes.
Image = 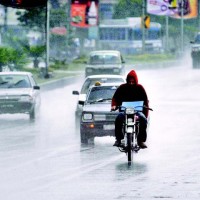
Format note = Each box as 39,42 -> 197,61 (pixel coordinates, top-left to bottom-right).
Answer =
111,70 -> 149,117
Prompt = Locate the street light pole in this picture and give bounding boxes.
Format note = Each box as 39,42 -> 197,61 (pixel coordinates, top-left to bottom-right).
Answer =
3,6 -> 7,32
166,16 -> 169,52
142,0 -> 145,54
66,0 -> 71,54
45,0 -> 50,78
180,0 -> 184,54
198,0 -> 200,31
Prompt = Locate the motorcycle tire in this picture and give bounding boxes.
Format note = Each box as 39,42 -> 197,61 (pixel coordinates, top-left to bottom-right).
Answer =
127,133 -> 132,162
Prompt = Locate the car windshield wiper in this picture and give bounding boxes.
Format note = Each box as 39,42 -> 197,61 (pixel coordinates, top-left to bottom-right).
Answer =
89,98 -> 112,104
0,81 -> 8,85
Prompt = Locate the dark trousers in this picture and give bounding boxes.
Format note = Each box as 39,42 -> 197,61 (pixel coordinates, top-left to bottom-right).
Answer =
115,112 -> 148,142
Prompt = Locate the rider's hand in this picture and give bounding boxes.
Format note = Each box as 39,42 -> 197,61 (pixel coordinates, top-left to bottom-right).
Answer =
111,106 -> 117,111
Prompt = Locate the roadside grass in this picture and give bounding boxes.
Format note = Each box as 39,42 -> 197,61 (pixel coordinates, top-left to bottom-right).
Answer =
22,53 -> 177,84
22,65 -> 83,84
125,53 -> 176,64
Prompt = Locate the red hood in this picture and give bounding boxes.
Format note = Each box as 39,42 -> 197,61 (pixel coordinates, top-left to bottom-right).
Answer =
126,70 -> 138,84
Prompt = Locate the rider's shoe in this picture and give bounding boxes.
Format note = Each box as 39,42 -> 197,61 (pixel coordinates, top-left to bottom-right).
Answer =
113,140 -> 121,147
138,142 -> 147,149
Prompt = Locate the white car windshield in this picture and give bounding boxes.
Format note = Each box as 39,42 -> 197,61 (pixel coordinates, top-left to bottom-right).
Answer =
81,78 -> 123,94
89,54 -> 121,65
0,75 -> 31,88
87,86 -> 118,103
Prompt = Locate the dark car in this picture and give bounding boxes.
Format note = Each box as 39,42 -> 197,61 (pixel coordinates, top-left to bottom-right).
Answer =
0,72 -> 41,119
85,50 -> 126,77
80,82 -> 121,144
190,32 -> 200,68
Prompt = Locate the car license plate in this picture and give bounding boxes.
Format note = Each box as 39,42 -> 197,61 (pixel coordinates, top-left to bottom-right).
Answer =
103,124 -> 115,130
1,104 -> 14,108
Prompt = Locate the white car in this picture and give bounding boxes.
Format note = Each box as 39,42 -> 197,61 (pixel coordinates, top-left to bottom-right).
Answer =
72,74 -> 125,118
85,50 -> 126,77
0,72 -> 41,119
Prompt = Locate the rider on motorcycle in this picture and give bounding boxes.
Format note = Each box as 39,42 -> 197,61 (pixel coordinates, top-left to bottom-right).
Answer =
111,70 -> 149,149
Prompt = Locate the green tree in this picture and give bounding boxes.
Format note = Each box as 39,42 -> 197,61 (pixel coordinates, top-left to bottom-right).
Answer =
15,4 -> 75,64
0,47 -> 9,71
16,4 -> 68,33
0,47 -> 27,71
16,7 -> 46,32
23,45 -> 46,68
113,0 -> 142,19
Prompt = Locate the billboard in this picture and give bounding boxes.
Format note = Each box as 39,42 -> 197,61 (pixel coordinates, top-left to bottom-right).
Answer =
147,0 -> 198,18
147,0 -> 178,16
172,0 -> 198,19
71,0 -> 99,27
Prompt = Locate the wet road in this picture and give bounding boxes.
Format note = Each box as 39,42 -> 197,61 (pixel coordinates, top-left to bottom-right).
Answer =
0,61 -> 200,200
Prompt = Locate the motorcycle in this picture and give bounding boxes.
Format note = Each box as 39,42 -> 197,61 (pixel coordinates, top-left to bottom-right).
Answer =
115,101 -> 153,164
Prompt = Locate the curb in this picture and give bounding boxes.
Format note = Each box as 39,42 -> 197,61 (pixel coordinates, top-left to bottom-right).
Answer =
40,75 -> 83,91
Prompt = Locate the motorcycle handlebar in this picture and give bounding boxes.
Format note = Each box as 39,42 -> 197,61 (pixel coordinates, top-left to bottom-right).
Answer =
110,105 -> 153,112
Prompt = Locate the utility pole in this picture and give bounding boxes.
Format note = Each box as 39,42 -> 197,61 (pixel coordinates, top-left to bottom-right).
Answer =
180,0 -> 184,54
166,16 -> 169,52
66,0 -> 71,54
142,0 -> 145,54
3,6 -> 7,32
199,0 -> 200,31
45,0 -> 50,78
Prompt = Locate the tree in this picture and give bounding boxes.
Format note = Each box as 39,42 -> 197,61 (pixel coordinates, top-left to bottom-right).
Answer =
113,0 -> 142,19
16,7 -> 46,32
16,4 -> 68,34
23,45 -> 46,68
0,47 -> 27,71
16,3 -> 76,64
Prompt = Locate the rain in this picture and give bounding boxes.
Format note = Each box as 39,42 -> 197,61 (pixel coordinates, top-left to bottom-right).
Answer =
0,0 -> 200,200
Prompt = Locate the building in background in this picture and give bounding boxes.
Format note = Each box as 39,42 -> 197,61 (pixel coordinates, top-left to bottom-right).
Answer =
99,0 -> 117,20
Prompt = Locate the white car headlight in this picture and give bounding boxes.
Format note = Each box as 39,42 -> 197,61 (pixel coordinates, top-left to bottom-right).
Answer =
82,113 -> 93,121
19,95 -> 33,102
113,68 -> 120,73
192,47 -> 200,52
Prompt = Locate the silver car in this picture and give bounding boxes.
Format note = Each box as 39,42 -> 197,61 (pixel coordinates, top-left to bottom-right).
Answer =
0,72 -> 41,119
85,50 -> 126,77
72,74 -> 125,119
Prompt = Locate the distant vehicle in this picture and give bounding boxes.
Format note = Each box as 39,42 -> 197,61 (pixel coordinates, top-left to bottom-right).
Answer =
79,82 -> 121,144
72,74 -> 125,119
0,72 -> 41,119
190,32 -> 200,69
84,50 -> 126,77
99,18 -> 163,54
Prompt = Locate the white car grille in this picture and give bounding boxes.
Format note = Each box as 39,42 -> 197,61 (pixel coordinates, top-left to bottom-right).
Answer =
94,114 -> 117,121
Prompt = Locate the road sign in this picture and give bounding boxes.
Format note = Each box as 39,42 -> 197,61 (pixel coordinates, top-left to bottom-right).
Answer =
144,15 -> 150,29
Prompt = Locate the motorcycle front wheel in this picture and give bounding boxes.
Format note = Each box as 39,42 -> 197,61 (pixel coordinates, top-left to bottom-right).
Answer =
127,133 -> 132,162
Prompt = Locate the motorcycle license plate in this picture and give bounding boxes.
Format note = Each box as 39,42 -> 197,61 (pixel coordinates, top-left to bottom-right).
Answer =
103,124 -> 115,130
